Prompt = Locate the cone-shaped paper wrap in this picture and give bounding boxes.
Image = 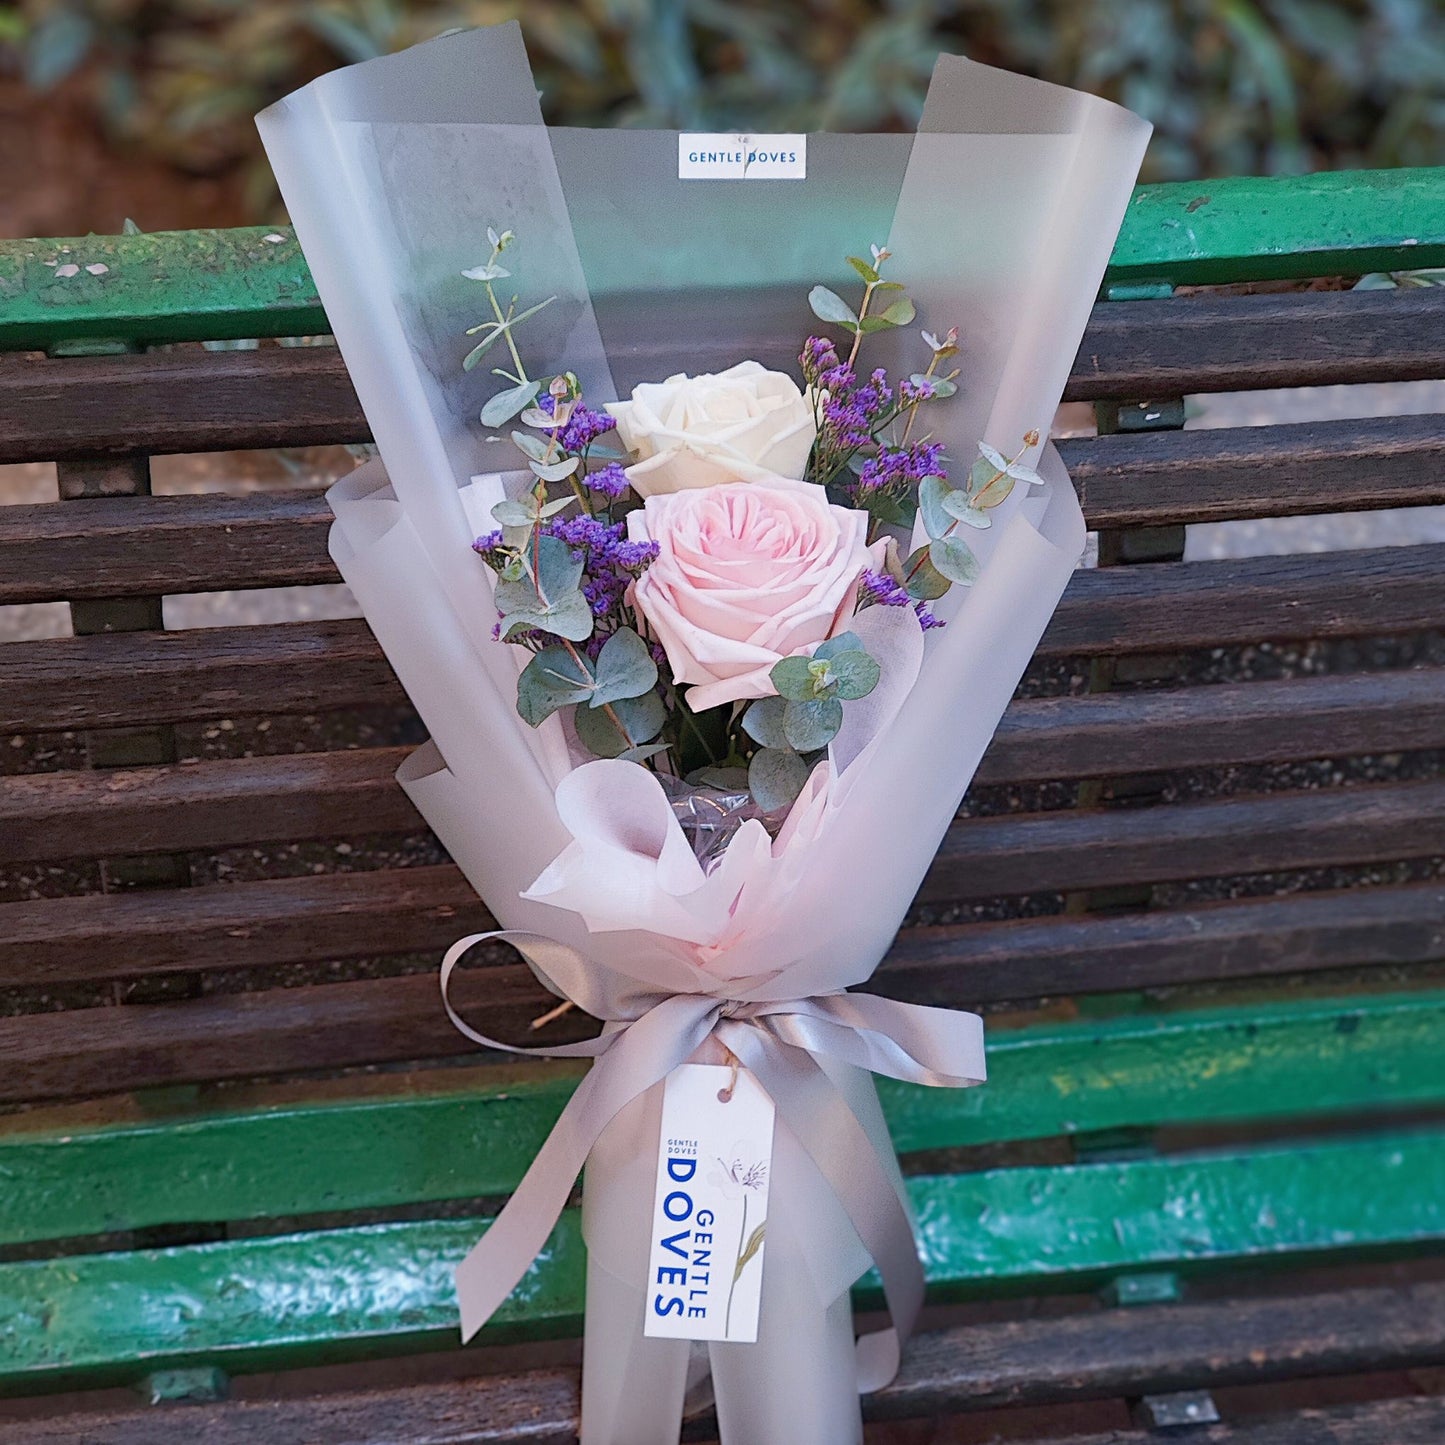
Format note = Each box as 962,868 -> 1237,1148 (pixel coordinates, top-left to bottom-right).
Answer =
259,25 -> 1148,1445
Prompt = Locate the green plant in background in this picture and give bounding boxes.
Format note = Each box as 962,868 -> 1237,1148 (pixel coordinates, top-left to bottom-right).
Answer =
4,0 -> 1443,219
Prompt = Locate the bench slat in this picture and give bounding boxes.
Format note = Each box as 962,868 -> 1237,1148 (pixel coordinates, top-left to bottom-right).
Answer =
6,743 -> 1442,902
0,991 -> 1437,1246
7,1287 -> 1443,1443
3,863 -> 1443,997
5,624 -> 1439,780
5,476 -> 1439,661
0,1129 -> 1438,1389
2,880 -> 1442,1100
2,171 -> 1441,351
1066,413 -> 1445,529
2,338 -> 1445,537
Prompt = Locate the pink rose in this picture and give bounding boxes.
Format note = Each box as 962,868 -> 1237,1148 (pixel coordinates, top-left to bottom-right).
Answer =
627,476 -> 886,711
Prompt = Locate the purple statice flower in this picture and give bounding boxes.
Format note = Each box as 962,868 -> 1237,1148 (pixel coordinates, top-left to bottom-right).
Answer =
856,441 -> 945,494
821,366 -> 894,452
473,528 -> 505,555
536,392 -> 618,453
900,376 -> 938,404
800,335 -> 840,382
543,515 -> 659,619
857,567 -> 945,631
586,460 -> 630,498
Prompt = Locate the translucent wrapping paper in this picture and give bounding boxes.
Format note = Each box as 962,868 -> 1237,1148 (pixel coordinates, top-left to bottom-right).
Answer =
259,25 -> 1148,1444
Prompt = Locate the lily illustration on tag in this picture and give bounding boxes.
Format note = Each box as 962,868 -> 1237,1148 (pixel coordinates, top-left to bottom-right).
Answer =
712,1147 -> 769,1334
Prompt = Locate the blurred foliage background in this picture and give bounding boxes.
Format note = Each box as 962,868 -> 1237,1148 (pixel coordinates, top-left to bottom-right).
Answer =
1,0 -> 1442,235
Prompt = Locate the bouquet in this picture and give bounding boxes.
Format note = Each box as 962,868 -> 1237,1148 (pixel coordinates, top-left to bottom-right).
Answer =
259,24 -> 1148,1444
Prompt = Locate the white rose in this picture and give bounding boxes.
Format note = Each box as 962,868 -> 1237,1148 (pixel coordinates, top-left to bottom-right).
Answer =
605,360 -> 816,497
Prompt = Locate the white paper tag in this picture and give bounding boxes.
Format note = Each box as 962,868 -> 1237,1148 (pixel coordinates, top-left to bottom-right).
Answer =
678,133 -> 807,180
643,1063 -> 775,1342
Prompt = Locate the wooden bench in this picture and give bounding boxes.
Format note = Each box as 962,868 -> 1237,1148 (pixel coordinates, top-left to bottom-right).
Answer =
2,167 -> 1445,1443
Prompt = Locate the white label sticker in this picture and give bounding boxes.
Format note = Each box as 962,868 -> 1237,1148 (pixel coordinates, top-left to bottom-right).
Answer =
643,1063 -> 775,1342
678,133 -> 807,180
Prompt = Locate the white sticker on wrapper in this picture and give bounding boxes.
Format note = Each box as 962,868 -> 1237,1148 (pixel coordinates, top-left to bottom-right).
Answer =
643,1063 -> 775,1343
678,133 -> 807,180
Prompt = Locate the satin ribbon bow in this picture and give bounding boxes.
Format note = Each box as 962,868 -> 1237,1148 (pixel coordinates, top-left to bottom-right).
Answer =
440,929 -> 987,1392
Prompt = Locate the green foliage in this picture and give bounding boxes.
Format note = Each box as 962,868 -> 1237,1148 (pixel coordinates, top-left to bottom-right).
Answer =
6,0 -> 1441,220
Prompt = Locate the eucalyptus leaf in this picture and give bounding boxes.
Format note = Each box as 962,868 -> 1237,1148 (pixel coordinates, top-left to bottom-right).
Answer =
531,456 -> 581,483
879,296 -> 916,326
511,429 -> 551,463
516,646 -> 593,726
501,524 -> 532,551
462,329 -> 505,372
520,406 -> 560,429
856,315 -> 894,334
941,489 -> 991,528
491,498 -> 536,528
499,589 -> 594,642
813,632 -> 863,662
903,546 -> 951,601
930,534 -> 980,586
461,262 -> 509,282
741,695 -> 789,750
847,255 -> 879,283
748,747 -> 811,813
917,475 -> 956,540
826,650 -> 881,700
574,689 -> 665,758
770,655 -> 818,702
590,627 -> 658,707
481,378 -> 541,428
808,284 -> 857,327
617,742 -> 673,765
532,535 -> 584,601
689,765 -> 751,790
862,489 -> 917,529
783,696 -> 843,752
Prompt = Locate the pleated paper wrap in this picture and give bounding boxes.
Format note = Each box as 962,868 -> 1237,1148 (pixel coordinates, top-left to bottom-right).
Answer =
259,25 -> 1149,1444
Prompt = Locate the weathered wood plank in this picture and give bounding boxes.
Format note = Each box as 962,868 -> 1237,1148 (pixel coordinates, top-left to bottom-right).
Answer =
5,473 -> 1439,670
0,490 -> 339,603
0,346 -> 365,463
5,736 -> 1443,904
3,992 -> 1439,1244
4,288 -> 1445,463
922,778 -> 1445,902
0,1130 -> 1440,1390
66,621 -> 1412,763
1061,413 -> 1445,530
1065,285 -> 1445,400
2,879 -> 1442,1098
7,1286 -> 1445,1442
0,748 -> 419,864
974,667 -> 1445,786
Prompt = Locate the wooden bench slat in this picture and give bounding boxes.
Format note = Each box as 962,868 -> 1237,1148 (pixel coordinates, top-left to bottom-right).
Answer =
8,1290 -> 1444,1444
5,624 -> 1439,780
2,879 -> 1441,1100
6,740 -> 1443,902
1063,413 -> 1445,530
1,991 -> 1437,1246
1066,286 -> 1445,400
0,1130 -> 1439,1390
928,778 -> 1445,902
0,491 -> 339,604
5,465 -> 1439,661
2,172 -> 1441,352
3,860 -> 1442,998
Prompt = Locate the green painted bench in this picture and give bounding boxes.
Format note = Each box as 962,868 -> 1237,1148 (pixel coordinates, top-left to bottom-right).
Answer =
1,168 -> 1445,1443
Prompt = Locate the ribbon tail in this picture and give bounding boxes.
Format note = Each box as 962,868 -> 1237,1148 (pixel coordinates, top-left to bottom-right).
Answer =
718,1024 -> 924,1394
454,991 -> 721,1341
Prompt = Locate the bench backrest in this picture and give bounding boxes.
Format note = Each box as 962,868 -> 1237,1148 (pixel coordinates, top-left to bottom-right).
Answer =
1,166 -> 1444,1394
